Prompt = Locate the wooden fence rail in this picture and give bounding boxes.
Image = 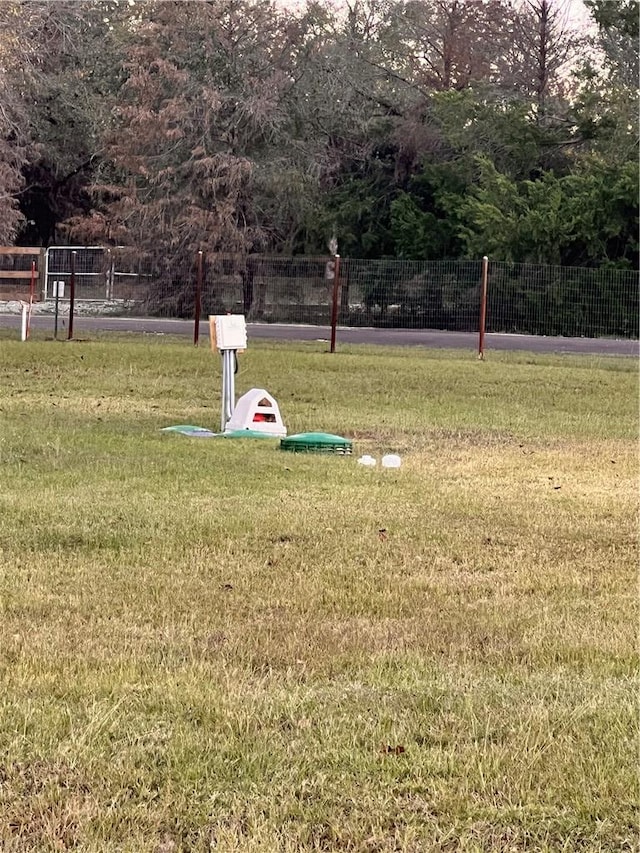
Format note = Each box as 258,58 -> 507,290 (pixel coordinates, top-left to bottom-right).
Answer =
0,247 -> 44,300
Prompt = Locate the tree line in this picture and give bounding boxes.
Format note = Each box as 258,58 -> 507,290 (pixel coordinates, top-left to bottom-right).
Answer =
0,0 -> 637,269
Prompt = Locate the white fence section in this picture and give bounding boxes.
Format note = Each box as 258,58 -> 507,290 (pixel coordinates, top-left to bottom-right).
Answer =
44,247 -> 146,301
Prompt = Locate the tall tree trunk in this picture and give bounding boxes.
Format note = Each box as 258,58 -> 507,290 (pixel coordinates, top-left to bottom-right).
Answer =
536,0 -> 550,124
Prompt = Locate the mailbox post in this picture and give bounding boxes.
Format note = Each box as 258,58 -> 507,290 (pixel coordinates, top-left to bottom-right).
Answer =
209,314 -> 247,432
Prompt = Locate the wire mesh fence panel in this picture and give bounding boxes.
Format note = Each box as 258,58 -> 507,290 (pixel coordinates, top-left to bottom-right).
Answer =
39,247 -> 639,339
46,247 -> 108,300
192,255 -> 332,323
192,255 -> 484,328
338,259 -> 483,329
247,257 -> 332,322
124,254 -> 333,320
45,247 -> 166,304
109,248 -> 159,306
123,254 -> 333,321
128,253 -> 244,317
488,263 -> 639,338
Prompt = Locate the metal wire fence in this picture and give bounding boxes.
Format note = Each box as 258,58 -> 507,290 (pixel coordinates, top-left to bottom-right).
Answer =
44,247 -> 149,301
145,255 -> 483,330
38,248 -> 639,340
486,262 -> 638,338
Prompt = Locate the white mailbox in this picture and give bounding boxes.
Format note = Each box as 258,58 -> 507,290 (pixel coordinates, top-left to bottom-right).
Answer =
212,314 -> 247,351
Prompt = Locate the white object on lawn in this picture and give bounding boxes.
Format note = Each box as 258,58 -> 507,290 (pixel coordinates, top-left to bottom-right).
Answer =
381,454 -> 402,468
20,302 -> 28,341
357,455 -> 377,467
224,388 -> 287,437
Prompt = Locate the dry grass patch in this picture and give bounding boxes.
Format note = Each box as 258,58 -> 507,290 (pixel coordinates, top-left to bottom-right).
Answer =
0,337 -> 637,851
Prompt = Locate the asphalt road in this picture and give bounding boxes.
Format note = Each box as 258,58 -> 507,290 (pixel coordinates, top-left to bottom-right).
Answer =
1,313 -> 637,356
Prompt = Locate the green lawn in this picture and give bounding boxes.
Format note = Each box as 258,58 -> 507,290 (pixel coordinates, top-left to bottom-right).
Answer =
0,335 -> 637,852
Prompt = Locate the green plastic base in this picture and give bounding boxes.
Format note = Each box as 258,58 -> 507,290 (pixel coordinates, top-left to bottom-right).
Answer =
161,426 -> 279,439
280,432 -> 353,454
223,429 -> 280,439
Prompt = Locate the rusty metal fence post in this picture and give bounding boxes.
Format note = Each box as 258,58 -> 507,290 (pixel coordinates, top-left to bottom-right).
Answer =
194,250 -> 203,346
67,251 -> 76,341
478,255 -> 489,359
330,254 -> 341,353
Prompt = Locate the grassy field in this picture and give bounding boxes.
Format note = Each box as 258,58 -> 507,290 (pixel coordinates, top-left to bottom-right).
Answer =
0,334 -> 637,852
